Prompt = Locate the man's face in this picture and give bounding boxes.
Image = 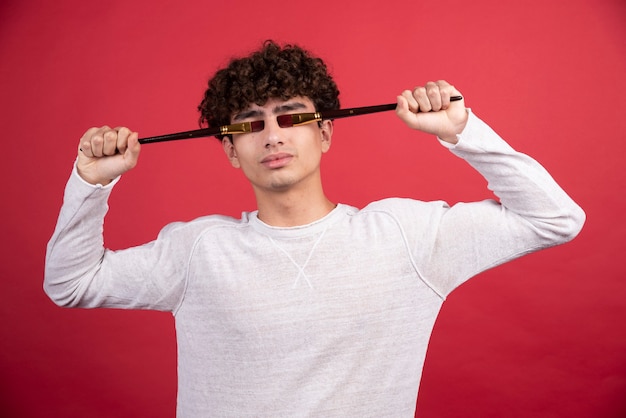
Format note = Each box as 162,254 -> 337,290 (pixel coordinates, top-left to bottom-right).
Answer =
222,96 -> 333,195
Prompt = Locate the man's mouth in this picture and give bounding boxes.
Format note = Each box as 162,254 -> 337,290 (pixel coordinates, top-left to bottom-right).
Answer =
261,153 -> 294,169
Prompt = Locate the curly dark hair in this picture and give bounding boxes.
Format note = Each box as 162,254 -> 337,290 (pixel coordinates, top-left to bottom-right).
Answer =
198,40 -> 340,140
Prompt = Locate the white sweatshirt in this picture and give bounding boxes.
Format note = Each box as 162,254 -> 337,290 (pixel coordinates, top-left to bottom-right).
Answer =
44,112 -> 585,417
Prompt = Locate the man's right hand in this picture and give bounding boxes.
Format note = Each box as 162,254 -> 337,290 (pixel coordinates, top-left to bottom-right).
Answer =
76,126 -> 141,185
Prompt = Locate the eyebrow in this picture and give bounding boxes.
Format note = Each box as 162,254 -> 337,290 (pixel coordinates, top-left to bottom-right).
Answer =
232,109 -> 263,122
232,101 -> 309,122
274,102 -> 308,113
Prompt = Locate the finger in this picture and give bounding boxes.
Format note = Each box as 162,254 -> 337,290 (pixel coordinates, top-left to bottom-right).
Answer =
395,95 -> 419,129
87,126 -> 112,157
79,127 -> 100,158
425,81 -> 442,112
412,86 -> 432,113
395,95 -> 410,117
124,131 -> 141,170
102,129 -> 119,156
85,126 -> 111,157
435,80 -> 457,109
115,127 -> 132,154
401,89 -> 419,113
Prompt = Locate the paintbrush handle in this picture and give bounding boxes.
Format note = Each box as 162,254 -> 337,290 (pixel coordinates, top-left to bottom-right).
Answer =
138,96 -> 463,144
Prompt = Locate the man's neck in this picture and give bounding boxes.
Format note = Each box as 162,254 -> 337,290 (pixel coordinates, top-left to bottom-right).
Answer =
254,188 -> 336,227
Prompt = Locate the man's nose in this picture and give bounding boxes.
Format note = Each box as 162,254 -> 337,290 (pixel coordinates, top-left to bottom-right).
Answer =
264,118 -> 285,148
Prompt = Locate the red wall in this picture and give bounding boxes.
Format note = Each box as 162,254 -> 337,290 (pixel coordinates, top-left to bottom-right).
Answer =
1,0 -> 625,416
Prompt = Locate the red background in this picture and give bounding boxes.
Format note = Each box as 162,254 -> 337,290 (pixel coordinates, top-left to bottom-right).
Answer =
1,0 -> 625,416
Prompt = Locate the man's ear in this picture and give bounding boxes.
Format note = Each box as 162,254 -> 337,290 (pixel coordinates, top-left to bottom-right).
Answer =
320,120 -> 333,153
222,137 -> 240,168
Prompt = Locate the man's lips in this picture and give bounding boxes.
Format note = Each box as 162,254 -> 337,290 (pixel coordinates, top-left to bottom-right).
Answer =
261,153 -> 294,169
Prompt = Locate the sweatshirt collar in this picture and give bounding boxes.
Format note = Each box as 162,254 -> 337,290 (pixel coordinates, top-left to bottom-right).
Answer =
246,203 -> 349,238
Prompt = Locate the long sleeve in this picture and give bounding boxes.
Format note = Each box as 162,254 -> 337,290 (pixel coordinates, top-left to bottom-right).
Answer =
44,166 -> 189,311
406,111 -> 585,296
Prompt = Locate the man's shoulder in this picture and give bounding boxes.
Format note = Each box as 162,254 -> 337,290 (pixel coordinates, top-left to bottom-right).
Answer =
360,197 -> 448,214
343,198 -> 450,228
157,211 -> 253,240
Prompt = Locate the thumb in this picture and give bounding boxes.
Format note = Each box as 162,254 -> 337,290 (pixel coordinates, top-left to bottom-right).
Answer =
123,131 -> 141,170
395,95 -> 419,129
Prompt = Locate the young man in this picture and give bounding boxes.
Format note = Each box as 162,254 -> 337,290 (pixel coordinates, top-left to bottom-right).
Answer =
44,41 -> 585,416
